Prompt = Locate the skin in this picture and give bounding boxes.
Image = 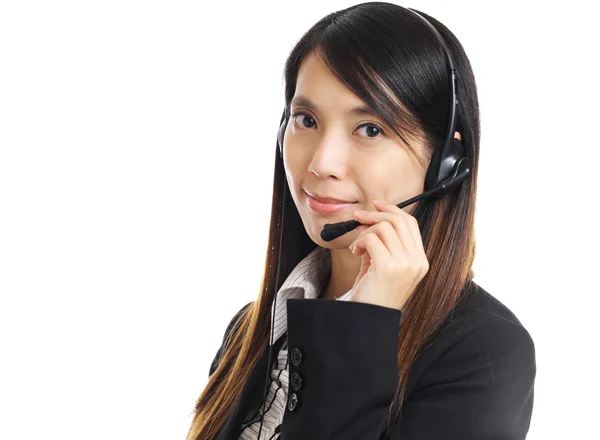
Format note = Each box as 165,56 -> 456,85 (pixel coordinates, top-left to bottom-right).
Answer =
281,51 -> 461,304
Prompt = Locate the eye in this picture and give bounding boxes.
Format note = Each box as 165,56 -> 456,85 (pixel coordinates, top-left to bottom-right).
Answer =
289,111 -> 385,139
290,111 -> 317,129
356,124 -> 385,139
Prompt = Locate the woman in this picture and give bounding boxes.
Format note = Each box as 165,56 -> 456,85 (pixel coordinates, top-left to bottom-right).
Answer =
187,2 -> 536,439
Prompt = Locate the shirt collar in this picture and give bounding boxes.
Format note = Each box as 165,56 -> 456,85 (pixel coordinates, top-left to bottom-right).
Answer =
269,245 -> 353,345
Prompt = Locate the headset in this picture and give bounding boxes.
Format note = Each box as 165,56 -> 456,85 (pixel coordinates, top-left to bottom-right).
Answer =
255,7 -> 473,439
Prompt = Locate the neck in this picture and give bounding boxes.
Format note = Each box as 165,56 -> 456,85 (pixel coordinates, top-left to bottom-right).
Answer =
320,247 -> 361,300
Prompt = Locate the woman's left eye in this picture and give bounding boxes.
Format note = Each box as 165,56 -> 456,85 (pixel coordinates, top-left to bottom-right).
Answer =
356,124 -> 385,138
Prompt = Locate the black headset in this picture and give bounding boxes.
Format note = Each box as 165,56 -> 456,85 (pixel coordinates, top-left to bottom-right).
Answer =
255,7 -> 473,439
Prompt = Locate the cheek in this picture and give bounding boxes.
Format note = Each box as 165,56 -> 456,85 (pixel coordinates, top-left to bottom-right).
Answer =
284,155 -> 303,190
360,160 -> 401,190
283,139 -> 307,172
283,154 -> 309,205
358,159 -> 423,205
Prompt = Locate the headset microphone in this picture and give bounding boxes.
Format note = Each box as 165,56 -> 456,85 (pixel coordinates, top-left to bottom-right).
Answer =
255,7 -> 472,439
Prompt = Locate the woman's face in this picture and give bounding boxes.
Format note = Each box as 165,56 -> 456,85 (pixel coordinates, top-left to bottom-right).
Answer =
282,51 -> 430,248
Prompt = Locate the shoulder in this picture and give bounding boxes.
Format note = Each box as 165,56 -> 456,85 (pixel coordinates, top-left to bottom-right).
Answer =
450,281 -> 535,368
208,301 -> 254,377
408,282 -> 536,395
396,283 -> 536,437
227,301 -> 254,331
433,281 -> 533,342
221,301 -> 254,345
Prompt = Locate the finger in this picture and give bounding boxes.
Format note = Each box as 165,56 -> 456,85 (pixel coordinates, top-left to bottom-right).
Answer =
372,200 -> 425,254
352,217 -> 406,259
354,210 -> 418,258
353,232 -> 392,261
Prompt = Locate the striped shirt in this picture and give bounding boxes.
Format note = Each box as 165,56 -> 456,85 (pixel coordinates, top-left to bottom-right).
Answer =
237,245 -> 353,439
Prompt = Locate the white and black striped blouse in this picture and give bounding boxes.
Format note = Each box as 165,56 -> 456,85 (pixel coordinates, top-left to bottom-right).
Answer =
237,245 -> 353,440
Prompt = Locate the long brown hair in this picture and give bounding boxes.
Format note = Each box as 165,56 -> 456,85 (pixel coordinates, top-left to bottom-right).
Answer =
186,3 -> 480,439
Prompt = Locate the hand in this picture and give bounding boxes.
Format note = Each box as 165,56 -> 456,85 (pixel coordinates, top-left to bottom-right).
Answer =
348,199 -> 429,312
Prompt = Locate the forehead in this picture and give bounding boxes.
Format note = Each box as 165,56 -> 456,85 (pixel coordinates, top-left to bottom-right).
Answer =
294,52 -> 366,108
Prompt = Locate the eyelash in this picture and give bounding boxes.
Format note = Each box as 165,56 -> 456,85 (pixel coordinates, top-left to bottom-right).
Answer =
289,111 -> 386,138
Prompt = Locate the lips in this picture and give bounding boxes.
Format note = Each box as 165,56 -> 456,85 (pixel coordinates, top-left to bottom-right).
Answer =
303,189 -> 357,215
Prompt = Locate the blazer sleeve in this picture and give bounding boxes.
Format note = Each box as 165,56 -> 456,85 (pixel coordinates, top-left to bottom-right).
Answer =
280,299 -> 536,440
281,299 -> 403,439
208,301 -> 254,378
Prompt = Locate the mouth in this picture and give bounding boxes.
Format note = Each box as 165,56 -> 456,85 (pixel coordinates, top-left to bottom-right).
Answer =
303,189 -> 358,215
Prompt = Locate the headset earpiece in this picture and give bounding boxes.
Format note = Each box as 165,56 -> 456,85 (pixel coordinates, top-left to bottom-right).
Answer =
425,137 -> 469,194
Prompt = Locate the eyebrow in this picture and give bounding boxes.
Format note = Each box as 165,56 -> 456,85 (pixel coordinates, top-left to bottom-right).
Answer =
290,95 -> 380,118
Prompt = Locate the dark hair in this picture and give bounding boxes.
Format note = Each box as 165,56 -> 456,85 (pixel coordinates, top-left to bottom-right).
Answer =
187,2 -> 480,439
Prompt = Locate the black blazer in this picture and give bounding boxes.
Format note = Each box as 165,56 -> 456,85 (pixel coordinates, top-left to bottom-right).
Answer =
208,282 -> 536,440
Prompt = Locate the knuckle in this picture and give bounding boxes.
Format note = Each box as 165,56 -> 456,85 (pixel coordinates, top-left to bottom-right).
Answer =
384,259 -> 397,274
397,259 -> 410,272
394,216 -> 408,229
409,260 -> 421,273
388,218 -> 401,229
382,221 -> 395,232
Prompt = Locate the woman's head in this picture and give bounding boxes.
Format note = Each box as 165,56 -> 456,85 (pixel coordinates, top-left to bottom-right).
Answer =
188,4 -> 480,439
281,49 -> 463,248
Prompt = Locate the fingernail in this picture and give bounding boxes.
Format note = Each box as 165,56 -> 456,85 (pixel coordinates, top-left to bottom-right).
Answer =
373,199 -> 386,205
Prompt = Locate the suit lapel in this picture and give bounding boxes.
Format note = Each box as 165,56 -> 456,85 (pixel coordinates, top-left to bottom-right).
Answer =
216,332 -> 288,440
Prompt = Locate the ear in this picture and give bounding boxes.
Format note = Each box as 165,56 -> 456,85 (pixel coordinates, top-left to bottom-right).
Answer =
454,131 -> 462,141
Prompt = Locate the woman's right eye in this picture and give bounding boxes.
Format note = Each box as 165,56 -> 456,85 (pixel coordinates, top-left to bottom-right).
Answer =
291,111 -> 317,129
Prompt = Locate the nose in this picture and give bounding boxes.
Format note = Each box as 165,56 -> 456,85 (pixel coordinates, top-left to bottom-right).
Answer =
307,131 -> 348,180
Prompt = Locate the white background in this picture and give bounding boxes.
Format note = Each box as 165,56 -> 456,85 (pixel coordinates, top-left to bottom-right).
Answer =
1,1 -> 598,439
